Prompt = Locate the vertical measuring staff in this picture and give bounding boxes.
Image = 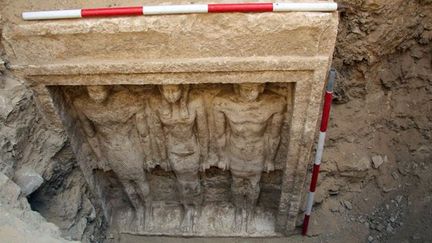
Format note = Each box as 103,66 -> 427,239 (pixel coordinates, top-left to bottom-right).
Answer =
302,69 -> 336,236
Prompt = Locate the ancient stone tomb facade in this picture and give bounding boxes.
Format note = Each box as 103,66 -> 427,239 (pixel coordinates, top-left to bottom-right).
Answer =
4,0 -> 338,237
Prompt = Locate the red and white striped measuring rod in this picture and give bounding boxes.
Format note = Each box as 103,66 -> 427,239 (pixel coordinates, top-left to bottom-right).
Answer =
302,69 -> 336,236
22,2 -> 339,20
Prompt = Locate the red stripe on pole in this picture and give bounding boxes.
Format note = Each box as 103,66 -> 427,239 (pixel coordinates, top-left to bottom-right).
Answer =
81,7 -> 143,17
319,91 -> 333,132
309,164 -> 320,192
208,3 -> 273,12
302,214 -> 310,235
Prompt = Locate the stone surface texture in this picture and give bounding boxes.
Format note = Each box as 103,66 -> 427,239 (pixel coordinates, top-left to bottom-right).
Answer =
13,167 -> 44,196
0,71 -> 102,241
1,0 -> 338,237
0,172 -> 77,243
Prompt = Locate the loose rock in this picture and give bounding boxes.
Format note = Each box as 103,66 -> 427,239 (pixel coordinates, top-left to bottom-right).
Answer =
396,195 -> 403,204
377,224 -> 385,232
386,223 -> 394,233
343,200 -> 353,210
13,167 -> 44,196
372,155 -> 384,168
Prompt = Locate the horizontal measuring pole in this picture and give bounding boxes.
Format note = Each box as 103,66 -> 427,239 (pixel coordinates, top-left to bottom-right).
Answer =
22,2 -> 339,20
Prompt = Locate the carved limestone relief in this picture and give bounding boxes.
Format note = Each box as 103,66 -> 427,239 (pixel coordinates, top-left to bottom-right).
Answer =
6,5 -> 338,235
147,84 -> 209,232
73,85 -> 153,228
213,83 -> 286,233
65,83 -> 290,235
27,81 -> 292,239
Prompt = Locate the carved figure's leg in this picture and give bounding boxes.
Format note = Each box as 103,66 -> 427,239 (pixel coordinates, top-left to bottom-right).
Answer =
176,172 -> 201,232
120,179 -> 142,211
120,179 -> 145,230
245,173 -> 262,233
136,176 -> 152,229
231,176 -> 245,232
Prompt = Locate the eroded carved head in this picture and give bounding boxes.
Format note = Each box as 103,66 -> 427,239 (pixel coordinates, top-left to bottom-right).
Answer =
160,84 -> 182,104
236,83 -> 265,102
87,85 -> 109,103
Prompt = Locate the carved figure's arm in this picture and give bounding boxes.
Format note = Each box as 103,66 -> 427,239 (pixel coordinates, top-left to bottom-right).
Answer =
147,103 -> 169,170
76,108 -> 109,171
136,109 -> 149,138
264,110 -> 285,172
213,102 -> 229,170
195,100 -> 209,171
136,107 -> 153,169
77,109 -> 95,138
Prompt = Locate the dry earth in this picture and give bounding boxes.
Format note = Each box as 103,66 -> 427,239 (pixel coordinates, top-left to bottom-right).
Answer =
0,0 -> 431,242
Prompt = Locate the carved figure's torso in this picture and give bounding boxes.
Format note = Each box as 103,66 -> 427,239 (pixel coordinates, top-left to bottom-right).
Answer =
74,90 -> 146,179
214,91 -> 285,176
151,95 -> 204,173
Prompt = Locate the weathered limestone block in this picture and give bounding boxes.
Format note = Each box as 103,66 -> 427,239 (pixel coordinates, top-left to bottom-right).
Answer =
13,167 -> 44,196
2,0 -> 338,237
0,172 -> 75,243
0,172 -> 22,206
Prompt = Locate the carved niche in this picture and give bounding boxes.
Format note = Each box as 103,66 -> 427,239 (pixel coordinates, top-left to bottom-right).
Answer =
59,83 -> 293,236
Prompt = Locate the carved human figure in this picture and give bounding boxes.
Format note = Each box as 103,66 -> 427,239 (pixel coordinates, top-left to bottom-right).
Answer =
73,85 -> 152,228
148,84 -> 208,232
212,83 -> 286,232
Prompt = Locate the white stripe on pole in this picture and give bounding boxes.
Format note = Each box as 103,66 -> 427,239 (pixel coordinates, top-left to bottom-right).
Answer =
305,192 -> 315,215
273,2 -> 337,12
143,4 -> 208,15
22,9 -> 82,20
314,131 -> 326,165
